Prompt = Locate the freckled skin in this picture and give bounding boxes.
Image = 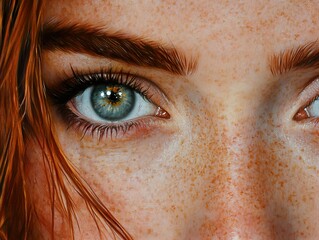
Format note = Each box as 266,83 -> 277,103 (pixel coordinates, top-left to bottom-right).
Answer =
25,0 -> 319,239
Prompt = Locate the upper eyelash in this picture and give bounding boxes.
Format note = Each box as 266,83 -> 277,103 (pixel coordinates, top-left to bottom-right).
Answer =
47,67 -> 153,105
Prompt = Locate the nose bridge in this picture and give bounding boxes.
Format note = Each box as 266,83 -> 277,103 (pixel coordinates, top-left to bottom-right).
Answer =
225,122 -> 268,233
199,111 -> 275,239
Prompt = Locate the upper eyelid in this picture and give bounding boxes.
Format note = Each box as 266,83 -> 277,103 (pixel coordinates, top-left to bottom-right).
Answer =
297,77 -> 319,106
46,68 -> 169,107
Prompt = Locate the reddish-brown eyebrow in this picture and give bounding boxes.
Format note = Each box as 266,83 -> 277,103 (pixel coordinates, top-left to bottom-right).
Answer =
41,21 -> 197,75
270,41 -> 319,76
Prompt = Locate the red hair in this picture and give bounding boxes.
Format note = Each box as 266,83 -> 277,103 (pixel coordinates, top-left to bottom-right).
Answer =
0,1 -> 132,239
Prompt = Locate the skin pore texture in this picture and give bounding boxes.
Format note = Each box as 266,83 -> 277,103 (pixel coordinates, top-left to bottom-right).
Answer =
25,0 -> 319,239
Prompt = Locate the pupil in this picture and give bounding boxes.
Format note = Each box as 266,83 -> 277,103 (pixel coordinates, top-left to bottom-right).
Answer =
106,88 -> 122,103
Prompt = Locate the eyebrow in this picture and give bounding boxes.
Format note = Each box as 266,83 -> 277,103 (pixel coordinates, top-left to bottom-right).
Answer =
270,41 -> 319,76
41,21 -> 197,75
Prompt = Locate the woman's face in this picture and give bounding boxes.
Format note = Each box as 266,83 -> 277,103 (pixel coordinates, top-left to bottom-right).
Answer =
27,0 -> 319,239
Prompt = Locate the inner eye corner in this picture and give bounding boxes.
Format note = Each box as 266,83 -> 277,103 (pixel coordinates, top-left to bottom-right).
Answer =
293,109 -> 308,122
155,106 -> 170,119
292,101 -> 313,122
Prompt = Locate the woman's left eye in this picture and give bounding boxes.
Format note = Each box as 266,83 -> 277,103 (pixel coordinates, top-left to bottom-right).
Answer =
304,97 -> 319,118
72,83 -> 157,123
294,97 -> 319,121
293,77 -> 319,122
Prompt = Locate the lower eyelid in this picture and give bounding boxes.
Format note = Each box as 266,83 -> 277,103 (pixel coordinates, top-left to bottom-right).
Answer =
58,105 -> 170,140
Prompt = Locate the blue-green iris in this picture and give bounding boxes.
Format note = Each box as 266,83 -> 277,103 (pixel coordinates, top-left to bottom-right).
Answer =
91,84 -> 135,121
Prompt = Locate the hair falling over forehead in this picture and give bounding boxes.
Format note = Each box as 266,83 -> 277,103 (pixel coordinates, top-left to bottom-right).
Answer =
0,1 -> 132,239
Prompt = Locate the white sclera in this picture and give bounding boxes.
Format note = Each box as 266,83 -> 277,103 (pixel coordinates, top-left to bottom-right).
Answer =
73,86 -> 157,123
306,97 -> 319,117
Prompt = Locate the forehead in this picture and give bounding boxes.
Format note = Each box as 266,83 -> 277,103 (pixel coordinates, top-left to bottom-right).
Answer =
43,1 -> 319,41
43,0 -> 319,90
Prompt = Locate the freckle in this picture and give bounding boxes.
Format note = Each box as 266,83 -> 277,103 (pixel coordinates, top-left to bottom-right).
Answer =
125,167 -> 132,174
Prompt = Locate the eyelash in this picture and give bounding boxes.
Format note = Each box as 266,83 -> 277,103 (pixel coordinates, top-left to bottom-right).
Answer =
48,67 -> 168,139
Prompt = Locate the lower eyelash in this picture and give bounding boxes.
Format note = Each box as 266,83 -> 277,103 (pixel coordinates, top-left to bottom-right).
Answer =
59,104 -> 157,140
78,119 -> 142,140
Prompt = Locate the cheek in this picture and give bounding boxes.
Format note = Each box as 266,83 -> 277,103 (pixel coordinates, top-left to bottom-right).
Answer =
25,144 -> 72,239
26,97 -> 319,240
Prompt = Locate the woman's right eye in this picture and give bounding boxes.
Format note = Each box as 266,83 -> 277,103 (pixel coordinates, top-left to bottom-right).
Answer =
71,82 -> 161,123
49,70 -> 170,139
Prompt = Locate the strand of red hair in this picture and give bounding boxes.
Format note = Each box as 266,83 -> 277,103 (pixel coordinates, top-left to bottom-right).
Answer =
0,1 -> 132,239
